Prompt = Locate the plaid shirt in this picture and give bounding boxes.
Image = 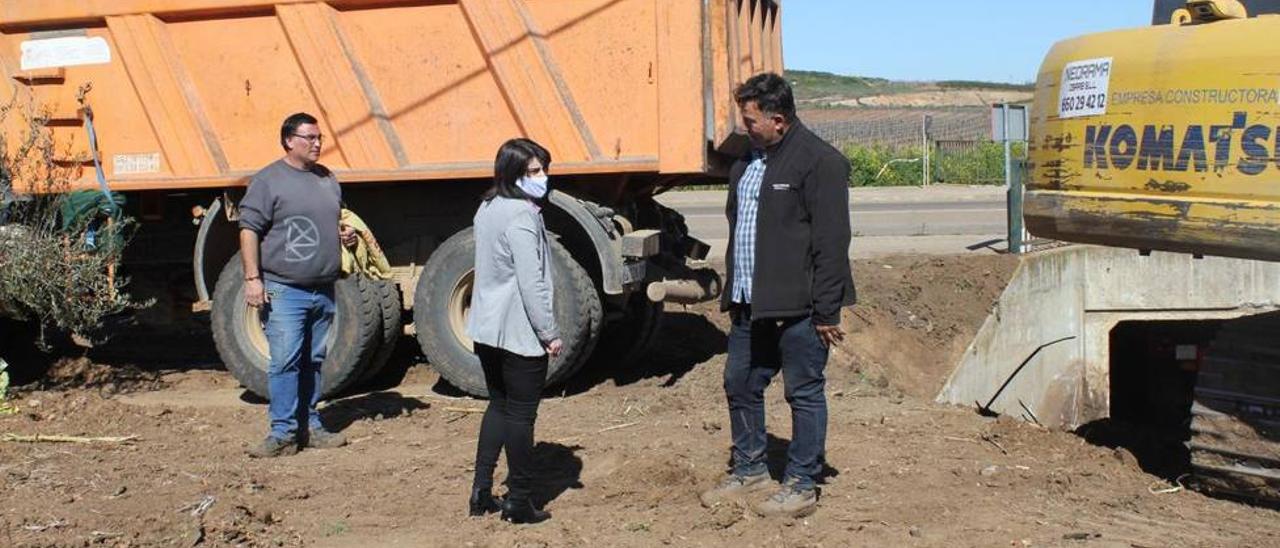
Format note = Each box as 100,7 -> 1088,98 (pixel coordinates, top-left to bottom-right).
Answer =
731,150 -> 767,303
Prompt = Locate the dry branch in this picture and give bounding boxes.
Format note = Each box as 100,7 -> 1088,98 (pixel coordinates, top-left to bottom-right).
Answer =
1,433 -> 138,444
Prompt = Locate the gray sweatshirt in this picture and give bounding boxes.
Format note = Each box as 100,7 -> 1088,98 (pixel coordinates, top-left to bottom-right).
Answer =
238,160 -> 342,287
465,196 -> 559,357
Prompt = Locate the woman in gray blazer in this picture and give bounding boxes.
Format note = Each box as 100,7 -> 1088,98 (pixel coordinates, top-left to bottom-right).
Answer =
465,138 -> 562,524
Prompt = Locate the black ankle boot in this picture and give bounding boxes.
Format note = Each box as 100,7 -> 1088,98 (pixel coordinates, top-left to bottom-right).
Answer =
469,488 -> 501,516
500,498 -> 550,524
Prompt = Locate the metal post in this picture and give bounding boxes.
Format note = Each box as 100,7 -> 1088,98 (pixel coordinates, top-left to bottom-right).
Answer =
1003,105 -> 1024,254
921,114 -> 928,186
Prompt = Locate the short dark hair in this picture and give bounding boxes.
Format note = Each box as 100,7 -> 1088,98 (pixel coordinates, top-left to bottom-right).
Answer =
734,72 -> 796,122
280,112 -> 318,151
484,138 -> 552,201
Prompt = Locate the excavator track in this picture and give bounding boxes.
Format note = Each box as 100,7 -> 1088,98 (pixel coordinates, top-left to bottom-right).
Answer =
1190,312 -> 1280,502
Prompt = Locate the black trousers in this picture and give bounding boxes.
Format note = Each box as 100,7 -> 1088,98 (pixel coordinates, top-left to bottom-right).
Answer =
472,343 -> 547,503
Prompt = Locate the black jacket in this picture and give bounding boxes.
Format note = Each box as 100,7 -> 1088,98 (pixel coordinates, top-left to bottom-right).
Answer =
720,122 -> 856,325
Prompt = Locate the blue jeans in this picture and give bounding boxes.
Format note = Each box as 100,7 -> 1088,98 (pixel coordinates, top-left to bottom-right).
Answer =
261,280 -> 335,440
724,306 -> 829,491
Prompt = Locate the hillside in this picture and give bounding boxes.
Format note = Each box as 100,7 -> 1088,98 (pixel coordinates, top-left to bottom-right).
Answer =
787,70 -> 1034,109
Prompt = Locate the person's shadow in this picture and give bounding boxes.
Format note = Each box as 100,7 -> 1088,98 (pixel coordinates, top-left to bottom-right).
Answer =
528,442 -> 585,508
317,391 -> 430,432
559,309 -> 727,395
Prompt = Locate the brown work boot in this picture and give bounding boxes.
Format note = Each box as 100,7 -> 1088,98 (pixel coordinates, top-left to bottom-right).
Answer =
752,479 -> 817,518
699,471 -> 773,508
247,436 -> 298,458
303,428 -> 347,449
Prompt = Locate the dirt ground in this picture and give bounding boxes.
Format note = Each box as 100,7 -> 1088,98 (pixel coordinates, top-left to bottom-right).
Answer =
4,253 -> 1280,547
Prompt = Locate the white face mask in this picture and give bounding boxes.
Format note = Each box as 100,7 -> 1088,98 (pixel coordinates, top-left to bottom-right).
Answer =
516,174 -> 549,199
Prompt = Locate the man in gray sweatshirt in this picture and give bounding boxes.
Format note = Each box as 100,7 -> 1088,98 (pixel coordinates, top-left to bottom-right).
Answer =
239,112 -> 356,458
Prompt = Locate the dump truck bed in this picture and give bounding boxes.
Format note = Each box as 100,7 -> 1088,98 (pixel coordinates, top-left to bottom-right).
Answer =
0,0 -> 781,192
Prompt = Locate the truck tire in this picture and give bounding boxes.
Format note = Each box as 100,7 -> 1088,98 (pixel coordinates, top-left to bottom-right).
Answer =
357,279 -> 403,384
413,228 -> 602,397
210,255 -> 381,400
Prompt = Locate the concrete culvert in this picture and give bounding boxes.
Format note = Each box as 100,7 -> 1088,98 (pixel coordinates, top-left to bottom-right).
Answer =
1077,319 -> 1222,480
941,246 -> 1280,505
210,255 -> 382,400
412,227 -> 602,397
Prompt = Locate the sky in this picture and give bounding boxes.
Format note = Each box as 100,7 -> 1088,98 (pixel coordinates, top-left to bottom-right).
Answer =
781,0 -> 1153,83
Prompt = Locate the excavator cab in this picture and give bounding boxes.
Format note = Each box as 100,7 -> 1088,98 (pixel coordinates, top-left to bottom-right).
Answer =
1153,0 -> 1280,24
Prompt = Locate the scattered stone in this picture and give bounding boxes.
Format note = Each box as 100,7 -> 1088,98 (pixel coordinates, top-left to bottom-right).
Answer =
909,526 -> 922,537
701,420 -> 721,433
1063,532 -> 1100,541
708,503 -> 743,529
980,465 -> 1000,477
259,508 -> 280,524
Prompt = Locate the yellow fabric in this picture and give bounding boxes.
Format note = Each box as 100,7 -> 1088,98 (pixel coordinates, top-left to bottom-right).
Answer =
340,209 -> 392,280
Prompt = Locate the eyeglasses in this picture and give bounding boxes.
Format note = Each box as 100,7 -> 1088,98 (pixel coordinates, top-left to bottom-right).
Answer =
291,133 -> 324,144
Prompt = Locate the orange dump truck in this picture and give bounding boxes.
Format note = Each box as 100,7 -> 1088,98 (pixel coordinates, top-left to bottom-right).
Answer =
0,0 -> 782,396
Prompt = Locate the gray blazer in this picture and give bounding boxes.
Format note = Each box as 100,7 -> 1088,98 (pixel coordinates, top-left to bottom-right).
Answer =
465,196 -> 559,357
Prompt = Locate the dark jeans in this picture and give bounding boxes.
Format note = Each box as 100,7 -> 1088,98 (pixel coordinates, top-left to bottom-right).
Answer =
261,280 -> 335,441
724,305 -> 829,491
472,343 -> 547,503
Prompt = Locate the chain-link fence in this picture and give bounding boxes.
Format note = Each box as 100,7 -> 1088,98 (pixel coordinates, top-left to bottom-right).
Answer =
803,108 -> 1005,186
807,109 -> 991,149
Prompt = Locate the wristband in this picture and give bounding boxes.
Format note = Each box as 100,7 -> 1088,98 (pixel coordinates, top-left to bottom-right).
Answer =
244,275 -> 261,282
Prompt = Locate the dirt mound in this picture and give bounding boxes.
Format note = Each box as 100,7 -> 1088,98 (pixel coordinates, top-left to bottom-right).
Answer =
40,356 -> 164,394
837,254 -> 1018,398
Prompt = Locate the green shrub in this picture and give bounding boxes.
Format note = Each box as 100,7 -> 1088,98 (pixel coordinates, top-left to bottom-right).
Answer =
933,141 -> 1009,185
844,141 -> 1013,187
0,93 -> 149,339
844,144 -> 925,187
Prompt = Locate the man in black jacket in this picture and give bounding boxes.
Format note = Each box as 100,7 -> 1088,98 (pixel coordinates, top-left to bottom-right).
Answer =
698,73 -> 856,518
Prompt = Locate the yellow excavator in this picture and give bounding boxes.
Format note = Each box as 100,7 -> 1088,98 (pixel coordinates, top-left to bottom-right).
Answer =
1027,0 -> 1280,502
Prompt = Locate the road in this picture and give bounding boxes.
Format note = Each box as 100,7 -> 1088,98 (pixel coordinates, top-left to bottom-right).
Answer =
656,185 -> 1010,259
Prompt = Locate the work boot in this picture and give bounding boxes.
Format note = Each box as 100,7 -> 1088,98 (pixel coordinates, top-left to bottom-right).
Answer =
500,498 -> 550,524
469,487 -> 501,517
246,436 -> 298,458
303,428 -> 347,449
752,478 -> 818,518
698,471 -> 773,508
